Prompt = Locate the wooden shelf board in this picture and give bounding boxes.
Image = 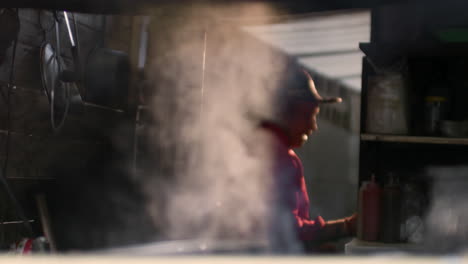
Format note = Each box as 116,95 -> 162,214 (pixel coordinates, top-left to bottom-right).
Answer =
361,133 -> 468,145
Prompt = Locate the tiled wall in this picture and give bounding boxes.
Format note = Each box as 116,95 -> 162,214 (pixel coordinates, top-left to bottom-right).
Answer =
0,9 -> 135,248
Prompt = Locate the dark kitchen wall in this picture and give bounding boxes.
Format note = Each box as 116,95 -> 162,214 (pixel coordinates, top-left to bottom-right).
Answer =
0,9 -> 139,249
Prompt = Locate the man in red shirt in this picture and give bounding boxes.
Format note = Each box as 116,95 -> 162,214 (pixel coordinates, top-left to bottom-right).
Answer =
263,67 -> 357,252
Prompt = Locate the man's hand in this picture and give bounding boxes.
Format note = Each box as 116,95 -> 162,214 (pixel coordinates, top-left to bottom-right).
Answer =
344,213 -> 358,236
320,213 -> 358,241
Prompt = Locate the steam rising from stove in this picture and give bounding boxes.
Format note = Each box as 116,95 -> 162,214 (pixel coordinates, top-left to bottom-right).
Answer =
135,3 -> 303,253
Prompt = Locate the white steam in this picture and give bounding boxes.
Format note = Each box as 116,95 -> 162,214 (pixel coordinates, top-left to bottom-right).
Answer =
424,166 -> 468,253
138,4 -> 302,252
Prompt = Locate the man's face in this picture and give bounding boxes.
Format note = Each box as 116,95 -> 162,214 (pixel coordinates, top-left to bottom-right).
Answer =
285,101 -> 320,148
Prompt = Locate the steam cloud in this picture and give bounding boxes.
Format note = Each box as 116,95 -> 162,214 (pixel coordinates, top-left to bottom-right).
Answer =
135,3 -> 303,253
424,166 -> 468,254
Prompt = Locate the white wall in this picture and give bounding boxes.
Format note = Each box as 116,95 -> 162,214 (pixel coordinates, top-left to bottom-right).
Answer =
295,119 -> 359,220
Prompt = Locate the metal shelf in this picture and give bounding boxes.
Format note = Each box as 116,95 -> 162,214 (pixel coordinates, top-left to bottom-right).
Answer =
345,238 -> 422,254
360,42 -> 468,63
361,133 -> 468,145
0,220 -> 35,226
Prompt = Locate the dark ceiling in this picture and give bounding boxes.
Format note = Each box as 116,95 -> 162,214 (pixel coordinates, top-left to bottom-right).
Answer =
2,0 -> 411,14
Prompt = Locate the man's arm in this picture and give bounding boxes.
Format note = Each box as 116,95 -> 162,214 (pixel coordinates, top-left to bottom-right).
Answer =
319,214 -> 357,241
295,213 -> 357,242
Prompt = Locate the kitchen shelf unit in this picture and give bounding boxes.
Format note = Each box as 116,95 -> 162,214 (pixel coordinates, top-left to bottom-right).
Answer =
355,2 -> 468,251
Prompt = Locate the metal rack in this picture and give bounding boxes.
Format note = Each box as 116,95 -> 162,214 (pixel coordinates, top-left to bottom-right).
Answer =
361,134 -> 468,146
